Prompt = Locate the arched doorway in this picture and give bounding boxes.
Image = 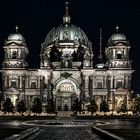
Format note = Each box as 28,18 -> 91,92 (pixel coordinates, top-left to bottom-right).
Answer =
54,79 -> 79,111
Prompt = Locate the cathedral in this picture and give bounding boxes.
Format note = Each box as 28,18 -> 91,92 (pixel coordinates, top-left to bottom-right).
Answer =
1,2 -> 133,112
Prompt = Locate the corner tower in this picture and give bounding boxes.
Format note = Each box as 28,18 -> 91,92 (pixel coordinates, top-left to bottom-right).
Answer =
106,26 -> 131,69
3,26 -> 28,69
105,26 -> 133,111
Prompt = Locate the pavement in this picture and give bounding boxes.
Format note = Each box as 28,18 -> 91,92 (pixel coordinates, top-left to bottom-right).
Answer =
3,112 -> 136,140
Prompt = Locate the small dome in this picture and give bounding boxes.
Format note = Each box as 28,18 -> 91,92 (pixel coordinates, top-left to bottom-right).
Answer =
7,26 -> 25,43
108,26 -> 128,46
108,33 -> 128,45
110,33 -> 126,41
8,33 -> 25,42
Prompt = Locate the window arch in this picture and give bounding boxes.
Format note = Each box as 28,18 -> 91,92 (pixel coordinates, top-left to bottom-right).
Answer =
97,81 -> 103,89
96,78 -> 103,89
11,80 -> 17,88
31,81 -> 37,89
12,51 -> 17,59
116,79 -> 123,88
57,82 -> 75,93
116,50 -> 122,59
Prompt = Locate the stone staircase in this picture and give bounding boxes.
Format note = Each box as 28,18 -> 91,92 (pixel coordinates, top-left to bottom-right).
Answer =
57,111 -> 73,118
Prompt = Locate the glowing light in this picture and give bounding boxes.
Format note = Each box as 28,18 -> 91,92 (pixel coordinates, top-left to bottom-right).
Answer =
11,95 -> 17,106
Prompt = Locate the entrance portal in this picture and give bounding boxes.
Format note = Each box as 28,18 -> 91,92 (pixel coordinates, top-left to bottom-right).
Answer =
55,80 -> 78,111
56,95 -> 76,111
64,104 -> 68,111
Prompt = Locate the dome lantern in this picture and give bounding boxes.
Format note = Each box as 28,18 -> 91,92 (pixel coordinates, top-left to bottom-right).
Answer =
63,2 -> 71,24
116,25 -> 119,33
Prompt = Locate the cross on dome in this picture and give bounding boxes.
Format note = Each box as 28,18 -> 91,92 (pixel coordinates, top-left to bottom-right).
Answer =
15,25 -> 19,33
116,25 -> 119,32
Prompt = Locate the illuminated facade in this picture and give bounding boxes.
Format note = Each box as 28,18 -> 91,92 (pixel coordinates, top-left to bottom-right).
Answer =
1,3 -> 133,111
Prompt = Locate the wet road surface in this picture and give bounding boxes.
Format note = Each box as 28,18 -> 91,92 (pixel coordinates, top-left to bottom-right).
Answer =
30,126 -> 102,140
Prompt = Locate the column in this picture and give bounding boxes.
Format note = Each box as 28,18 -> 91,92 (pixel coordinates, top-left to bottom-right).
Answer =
92,76 -> 95,90
89,75 -> 93,97
125,76 -> 128,89
107,76 -> 111,101
7,76 -> 9,88
103,77 -> 106,88
20,76 -> 22,88
18,76 -> 20,88
113,49 -> 115,59
84,75 -> 89,100
4,76 -> 6,88
110,76 -> 113,89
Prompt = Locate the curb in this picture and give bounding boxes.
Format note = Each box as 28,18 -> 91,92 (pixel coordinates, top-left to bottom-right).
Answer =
4,127 -> 39,140
91,126 -> 124,140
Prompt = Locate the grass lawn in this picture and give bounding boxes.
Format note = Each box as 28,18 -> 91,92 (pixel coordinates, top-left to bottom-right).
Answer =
0,115 -> 56,122
106,129 -> 140,140
76,115 -> 140,120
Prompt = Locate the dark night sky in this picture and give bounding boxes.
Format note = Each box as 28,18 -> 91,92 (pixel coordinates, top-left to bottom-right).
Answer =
0,0 -> 140,92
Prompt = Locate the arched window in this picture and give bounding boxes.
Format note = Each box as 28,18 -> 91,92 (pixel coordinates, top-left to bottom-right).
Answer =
31,82 -> 36,89
116,51 -> 122,59
117,54 -> 122,59
11,80 -> 17,88
58,83 -> 74,93
97,81 -> 103,89
12,51 -> 17,59
116,80 -> 123,88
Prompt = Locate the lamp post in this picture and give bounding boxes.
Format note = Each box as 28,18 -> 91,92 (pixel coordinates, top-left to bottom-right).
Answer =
112,91 -> 115,115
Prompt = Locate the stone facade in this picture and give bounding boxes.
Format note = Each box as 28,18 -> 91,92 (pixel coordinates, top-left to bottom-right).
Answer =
1,3 -> 133,111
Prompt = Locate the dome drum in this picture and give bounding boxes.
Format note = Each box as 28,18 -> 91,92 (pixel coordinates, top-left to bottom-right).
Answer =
40,2 -> 92,66
41,24 -> 91,64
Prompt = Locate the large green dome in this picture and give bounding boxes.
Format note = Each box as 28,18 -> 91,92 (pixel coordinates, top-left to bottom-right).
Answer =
41,2 -> 90,51
43,23 -> 89,46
